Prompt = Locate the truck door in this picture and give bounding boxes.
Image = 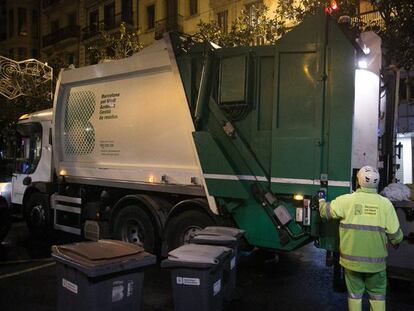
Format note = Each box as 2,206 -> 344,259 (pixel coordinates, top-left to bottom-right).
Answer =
270,50 -> 323,196
11,122 -> 45,205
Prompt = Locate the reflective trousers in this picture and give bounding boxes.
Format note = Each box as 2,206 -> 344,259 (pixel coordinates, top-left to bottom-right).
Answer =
345,269 -> 386,311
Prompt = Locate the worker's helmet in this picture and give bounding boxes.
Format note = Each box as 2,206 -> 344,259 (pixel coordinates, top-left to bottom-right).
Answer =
357,166 -> 380,188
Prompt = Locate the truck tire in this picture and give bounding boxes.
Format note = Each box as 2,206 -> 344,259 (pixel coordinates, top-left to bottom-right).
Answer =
25,192 -> 51,238
165,209 -> 215,251
0,198 -> 11,243
113,205 -> 156,253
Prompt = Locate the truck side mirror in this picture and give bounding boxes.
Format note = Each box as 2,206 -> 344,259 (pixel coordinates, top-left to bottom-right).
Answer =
23,176 -> 32,186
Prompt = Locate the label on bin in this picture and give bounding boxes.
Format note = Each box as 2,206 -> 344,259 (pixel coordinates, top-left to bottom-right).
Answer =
213,279 -> 221,296
230,257 -> 236,270
62,278 -> 78,294
127,280 -> 134,297
112,281 -> 124,302
176,277 -> 200,286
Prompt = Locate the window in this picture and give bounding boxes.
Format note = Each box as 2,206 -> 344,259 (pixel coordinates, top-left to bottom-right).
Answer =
18,8 -> 27,36
51,19 -> 59,32
122,0 -> 133,24
18,47 -> 27,60
9,48 -> 14,59
217,10 -> 228,34
68,12 -> 76,26
147,4 -> 155,30
189,0 -> 198,16
8,9 -> 14,37
104,3 -> 115,29
89,10 -> 99,33
32,10 -> 39,39
14,123 -> 43,175
245,1 -> 263,26
67,53 -> 75,65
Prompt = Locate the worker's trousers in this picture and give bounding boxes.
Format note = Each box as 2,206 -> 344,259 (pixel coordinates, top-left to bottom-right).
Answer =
345,269 -> 386,311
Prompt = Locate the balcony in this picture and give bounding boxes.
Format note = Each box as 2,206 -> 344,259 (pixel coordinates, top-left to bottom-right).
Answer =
43,25 -> 80,47
82,13 -> 134,41
353,10 -> 385,28
155,15 -> 183,40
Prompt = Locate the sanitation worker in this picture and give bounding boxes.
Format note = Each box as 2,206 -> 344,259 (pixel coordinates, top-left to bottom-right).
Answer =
318,166 -> 403,311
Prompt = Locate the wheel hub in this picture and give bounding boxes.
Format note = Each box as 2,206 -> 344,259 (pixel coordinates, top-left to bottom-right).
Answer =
30,204 -> 46,226
122,220 -> 142,244
183,226 -> 202,244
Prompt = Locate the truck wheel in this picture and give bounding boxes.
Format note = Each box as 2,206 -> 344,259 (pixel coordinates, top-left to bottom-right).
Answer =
165,209 -> 215,251
0,198 -> 11,243
25,192 -> 50,238
113,205 -> 156,253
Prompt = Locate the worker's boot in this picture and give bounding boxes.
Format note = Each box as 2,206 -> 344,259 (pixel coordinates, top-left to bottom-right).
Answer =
368,296 -> 385,311
347,296 -> 362,311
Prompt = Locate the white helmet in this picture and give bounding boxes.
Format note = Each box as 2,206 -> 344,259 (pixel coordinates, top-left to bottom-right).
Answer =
357,166 -> 380,188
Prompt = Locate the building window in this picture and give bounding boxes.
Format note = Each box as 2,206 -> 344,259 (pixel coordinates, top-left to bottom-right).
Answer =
189,0 -> 198,16
8,9 -> 14,38
18,47 -> 27,60
217,10 -> 228,34
104,3 -> 115,29
67,53 -> 75,65
9,48 -> 14,59
122,0 -> 133,24
51,19 -> 59,32
147,4 -> 155,30
245,1 -> 263,26
32,10 -> 39,39
89,10 -> 99,33
68,12 -> 76,26
18,8 -> 27,36
0,5 -> 7,41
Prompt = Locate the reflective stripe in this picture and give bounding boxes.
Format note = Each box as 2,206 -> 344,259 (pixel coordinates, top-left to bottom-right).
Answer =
387,228 -> 402,240
326,202 -> 332,220
348,292 -> 363,299
340,223 -> 385,233
341,253 -> 387,263
368,293 -> 386,301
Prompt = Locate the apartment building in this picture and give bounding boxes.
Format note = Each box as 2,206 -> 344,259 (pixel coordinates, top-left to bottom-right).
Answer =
0,0 -> 41,60
0,0 -> 382,67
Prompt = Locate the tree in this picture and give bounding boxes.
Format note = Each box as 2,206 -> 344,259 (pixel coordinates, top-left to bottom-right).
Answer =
195,0 -> 413,70
195,4 -> 287,47
87,22 -> 144,63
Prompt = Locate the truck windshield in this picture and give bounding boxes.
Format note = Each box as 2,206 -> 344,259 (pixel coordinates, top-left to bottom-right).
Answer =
14,123 -> 43,174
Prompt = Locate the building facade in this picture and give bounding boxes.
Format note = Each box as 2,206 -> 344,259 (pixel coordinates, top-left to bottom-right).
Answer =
0,0 -> 382,67
0,0 -> 41,60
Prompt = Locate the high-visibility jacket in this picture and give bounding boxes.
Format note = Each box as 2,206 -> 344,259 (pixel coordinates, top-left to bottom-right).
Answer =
319,187 -> 403,273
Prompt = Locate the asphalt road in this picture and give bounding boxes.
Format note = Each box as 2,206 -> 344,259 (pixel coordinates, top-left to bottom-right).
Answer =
0,220 -> 413,311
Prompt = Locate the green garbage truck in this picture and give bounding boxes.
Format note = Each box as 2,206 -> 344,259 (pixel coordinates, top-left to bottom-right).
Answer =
24,11 -> 383,267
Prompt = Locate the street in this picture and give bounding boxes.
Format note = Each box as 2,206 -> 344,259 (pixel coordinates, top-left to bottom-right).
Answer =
0,220 -> 413,311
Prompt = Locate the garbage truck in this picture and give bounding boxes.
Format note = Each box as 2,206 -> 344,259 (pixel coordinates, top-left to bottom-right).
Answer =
21,11 -> 388,264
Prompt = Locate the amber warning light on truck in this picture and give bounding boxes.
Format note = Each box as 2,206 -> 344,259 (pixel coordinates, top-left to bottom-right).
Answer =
325,0 -> 339,14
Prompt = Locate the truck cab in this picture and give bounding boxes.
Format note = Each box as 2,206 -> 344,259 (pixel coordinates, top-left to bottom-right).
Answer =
11,109 -> 53,235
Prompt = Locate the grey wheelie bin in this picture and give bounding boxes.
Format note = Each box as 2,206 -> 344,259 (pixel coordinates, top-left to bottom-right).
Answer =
191,227 -> 245,302
161,244 -> 231,311
52,239 -> 156,311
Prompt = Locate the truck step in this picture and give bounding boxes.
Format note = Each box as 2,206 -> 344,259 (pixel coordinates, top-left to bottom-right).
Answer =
51,194 -> 82,235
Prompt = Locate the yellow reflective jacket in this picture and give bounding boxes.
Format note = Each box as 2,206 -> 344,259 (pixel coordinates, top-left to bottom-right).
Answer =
319,187 -> 403,273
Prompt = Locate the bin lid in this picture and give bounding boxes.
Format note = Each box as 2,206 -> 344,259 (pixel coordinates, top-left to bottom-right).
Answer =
203,226 -> 245,238
191,234 -> 237,246
52,240 -> 156,277
168,244 -> 230,264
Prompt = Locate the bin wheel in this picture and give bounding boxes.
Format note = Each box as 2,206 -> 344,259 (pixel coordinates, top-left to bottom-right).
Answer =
0,198 -> 11,243
165,209 -> 215,251
25,192 -> 51,238
113,205 -> 156,253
